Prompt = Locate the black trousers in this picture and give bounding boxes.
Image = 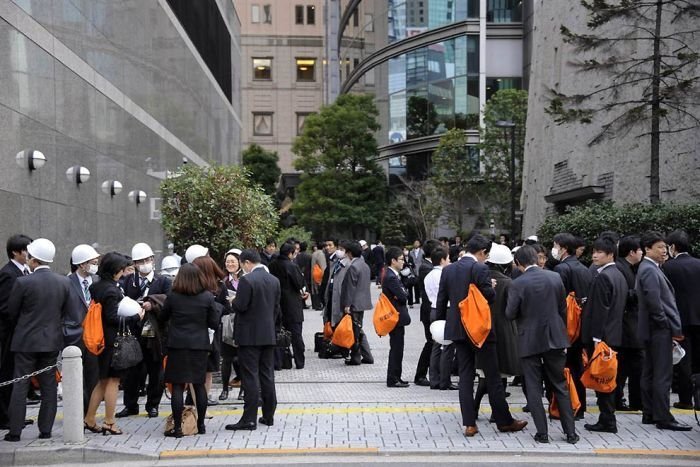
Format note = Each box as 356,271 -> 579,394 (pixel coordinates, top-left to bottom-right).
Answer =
221,344 -> 240,390
615,346 -> 644,409
521,349 -> 575,436
123,343 -> 163,411
676,325 -> 700,405
641,328 -> 674,423
387,326 -> 405,385
565,340 -> 586,414
414,320 -> 432,382
430,342 -> 455,389
9,351 -> 59,436
0,338 -> 15,425
238,345 -> 276,424
349,311 -> 373,364
284,321 -> 305,369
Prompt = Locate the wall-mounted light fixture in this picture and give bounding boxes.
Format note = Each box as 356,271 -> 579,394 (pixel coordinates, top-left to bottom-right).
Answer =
101,180 -> 123,198
16,149 -> 46,171
66,165 -> 90,185
128,190 -> 147,205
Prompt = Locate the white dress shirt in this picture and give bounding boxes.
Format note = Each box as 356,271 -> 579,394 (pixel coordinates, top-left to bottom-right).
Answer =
423,266 -> 443,308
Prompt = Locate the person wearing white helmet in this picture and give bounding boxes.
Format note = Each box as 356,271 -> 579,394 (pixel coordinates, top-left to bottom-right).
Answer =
160,255 -> 180,278
116,243 -> 172,419
184,244 -> 209,264
4,238 -> 72,441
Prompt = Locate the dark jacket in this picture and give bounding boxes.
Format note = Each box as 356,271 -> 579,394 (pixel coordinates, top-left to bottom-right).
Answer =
0,261 -> 24,344
662,253 -> 700,327
295,251 -> 312,290
505,266 -> 569,358
615,258 -> 642,348
636,258 -> 683,342
581,263 -> 629,348
232,266 -> 281,346
554,255 -> 593,300
64,273 -> 99,346
122,272 -> 172,301
418,258 -> 434,323
8,268 -> 71,353
89,279 -> 130,353
435,256 -> 495,342
269,255 -> 305,324
487,268 -> 520,375
381,268 -> 410,327
160,291 -> 219,351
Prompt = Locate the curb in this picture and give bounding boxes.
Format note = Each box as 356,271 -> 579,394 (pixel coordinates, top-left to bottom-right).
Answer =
0,445 -> 157,466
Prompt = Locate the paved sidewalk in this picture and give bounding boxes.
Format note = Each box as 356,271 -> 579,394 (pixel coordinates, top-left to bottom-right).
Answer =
0,287 -> 699,464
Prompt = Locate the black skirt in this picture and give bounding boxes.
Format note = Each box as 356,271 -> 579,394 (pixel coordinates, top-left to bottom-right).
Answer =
164,348 -> 208,384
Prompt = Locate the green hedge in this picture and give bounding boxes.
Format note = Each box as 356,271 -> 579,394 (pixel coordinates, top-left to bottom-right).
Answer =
537,201 -> 700,254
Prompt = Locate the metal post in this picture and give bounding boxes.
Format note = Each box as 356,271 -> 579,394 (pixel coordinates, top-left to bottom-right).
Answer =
62,345 -> 84,444
510,126 -> 517,239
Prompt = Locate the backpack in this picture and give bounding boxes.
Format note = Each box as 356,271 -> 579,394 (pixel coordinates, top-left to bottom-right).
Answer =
566,292 -> 582,343
82,300 -> 105,355
312,264 -> 324,285
549,367 -> 581,419
459,284 -> 491,348
581,341 -> 618,393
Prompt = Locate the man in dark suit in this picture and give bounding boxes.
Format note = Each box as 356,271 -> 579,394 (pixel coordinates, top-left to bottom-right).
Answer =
414,239 -> 439,386
636,231 -> 691,431
372,241 -> 385,286
0,234 -> 32,430
553,232 -> 593,417
116,243 -> 172,418
270,242 -> 307,369
614,236 -> 644,411
581,238 -> 629,433
260,238 -> 277,267
4,238 -> 71,441
294,241 -> 312,309
506,245 -> 579,444
382,247 -> 411,387
226,249 -> 280,431
66,244 -> 101,414
340,241 -> 373,365
436,235 -> 526,437
663,230 -> 700,410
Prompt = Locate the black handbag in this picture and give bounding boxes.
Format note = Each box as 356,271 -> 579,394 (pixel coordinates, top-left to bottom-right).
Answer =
111,318 -> 143,371
276,328 -> 292,348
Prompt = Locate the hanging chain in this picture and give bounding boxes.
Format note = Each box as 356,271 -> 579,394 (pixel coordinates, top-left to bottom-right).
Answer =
0,364 -> 58,388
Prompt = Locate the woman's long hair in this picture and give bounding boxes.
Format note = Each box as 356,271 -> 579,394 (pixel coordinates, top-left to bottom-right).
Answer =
192,256 -> 225,293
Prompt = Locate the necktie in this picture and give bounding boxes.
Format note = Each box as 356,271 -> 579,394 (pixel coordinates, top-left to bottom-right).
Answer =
82,279 -> 91,303
140,277 -> 149,297
23,269 -> 29,276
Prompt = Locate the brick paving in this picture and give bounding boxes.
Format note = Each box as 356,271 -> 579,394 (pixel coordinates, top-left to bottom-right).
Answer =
0,286 -> 699,463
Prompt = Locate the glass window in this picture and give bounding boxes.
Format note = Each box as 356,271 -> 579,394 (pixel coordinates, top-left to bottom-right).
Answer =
297,113 -> 311,136
467,36 -> 479,75
307,5 -> 315,24
252,4 -> 260,23
365,14 -> 374,32
487,0 -> 522,23
295,5 -> 304,24
263,4 -> 272,23
486,77 -> 523,100
296,58 -> 316,81
253,58 -> 272,80
253,113 -> 273,136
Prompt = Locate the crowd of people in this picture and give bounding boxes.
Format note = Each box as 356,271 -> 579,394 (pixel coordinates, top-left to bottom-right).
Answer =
0,227 -> 696,443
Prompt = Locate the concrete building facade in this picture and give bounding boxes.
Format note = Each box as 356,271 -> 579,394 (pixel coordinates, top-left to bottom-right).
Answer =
0,0 -> 241,269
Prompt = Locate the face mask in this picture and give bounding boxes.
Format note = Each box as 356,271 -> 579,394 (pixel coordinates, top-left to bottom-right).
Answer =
551,248 -> 560,261
138,262 -> 153,274
336,250 -> 346,259
88,264 -> 98,275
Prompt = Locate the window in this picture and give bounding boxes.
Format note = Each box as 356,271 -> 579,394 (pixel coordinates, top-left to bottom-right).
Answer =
253,113 -> 273,136
253,58 -> 272,80
353,10 -> 359,27
295,5 -> 304,24
353,58 -> 359,70
252,4 -> 260,23
307,5 -> 315,24
365,14 -> 374,31
296,58 -> 316,81
296,113 -> 312,136
263,4 -> 272,23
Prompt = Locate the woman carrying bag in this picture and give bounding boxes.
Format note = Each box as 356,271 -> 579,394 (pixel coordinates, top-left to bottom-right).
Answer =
161,264 -> 220,437
219,249 -> 242,401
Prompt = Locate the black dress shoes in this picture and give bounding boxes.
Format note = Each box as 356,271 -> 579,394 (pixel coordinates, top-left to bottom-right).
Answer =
642,414 -> 654,424
533,433 -> 549,443
414,377 -> 430,387
673,402 -> 694,410
584,422 -> 617,433
4,433 -> 20,442
115,408 -> 138,418
147,408 -> 159,418
345,360 -> 361,366
441,384 -> 459,390
225,421 -> 257,431
38,432 -> 51,439
259,417 -> 274,426
566,433 -> 580,444
387,381 -> 410,388
361,358 -> 374,364
656,421 -> 692,431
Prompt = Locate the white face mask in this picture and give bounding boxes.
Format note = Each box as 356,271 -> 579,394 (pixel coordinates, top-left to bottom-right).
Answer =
88,264 -> 98,275
138,262 -> 153,274
551,248 -> 560,261
335,250 -> 346,259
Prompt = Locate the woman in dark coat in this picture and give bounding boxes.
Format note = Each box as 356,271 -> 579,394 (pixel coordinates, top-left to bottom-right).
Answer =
84,252 -> 142,435
161,264 -> 220,437
219,249 -> 242,401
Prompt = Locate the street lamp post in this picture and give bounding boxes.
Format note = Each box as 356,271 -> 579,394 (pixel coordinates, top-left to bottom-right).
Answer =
495,120 -> 517,239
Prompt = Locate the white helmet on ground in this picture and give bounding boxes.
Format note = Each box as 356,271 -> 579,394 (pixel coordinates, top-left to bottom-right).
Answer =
71,244 -> 100,265
27,238 -> 56,263
487,243 -> 514,265
131,243 -> 154,261
185,244 -> 208,263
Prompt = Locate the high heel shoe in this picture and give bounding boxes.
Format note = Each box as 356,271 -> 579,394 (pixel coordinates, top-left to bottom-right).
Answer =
237,388 -> 244,400
102,423 -> 123,435
218,389 -> 229,401
84,422 -> 102,434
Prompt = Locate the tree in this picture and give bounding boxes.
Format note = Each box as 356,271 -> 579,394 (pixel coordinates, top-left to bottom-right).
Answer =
391,179 -> 441,241
478,89 -> 528,230
159,165 -> 278,260
407,95 -> 438,137
380,201 -> 408,247
241,144 -> 281,197
545,0 -> 700,203
292,94 -> 387,238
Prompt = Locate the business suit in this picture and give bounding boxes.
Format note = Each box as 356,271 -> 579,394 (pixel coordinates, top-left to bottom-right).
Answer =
581,263 -> 629,429
66,272 -> 100,414
415,258 -> 434,383
0,261 -> 25,427
506,266 -> 576,437
554,255 -> 593,415
436,256 -> 515,428
269,255 -> 306,369
636,258 -> 682,423
382,268 -> 410,385
6,267 -> 71,437
662,253 -> 700,406
372,245 -> 385,285
340,256 -> 374,364
119,272 -> 171,415
614,258 -> 644,409
232,266 -> 281,425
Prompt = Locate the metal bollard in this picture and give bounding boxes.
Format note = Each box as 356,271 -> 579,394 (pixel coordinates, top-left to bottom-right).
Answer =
61,345 -> 84,444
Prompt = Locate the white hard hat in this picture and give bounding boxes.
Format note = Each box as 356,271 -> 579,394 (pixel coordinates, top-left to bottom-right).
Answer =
185,244 -> 208,263
430,320 -> 452,346
131,243 -> 154,261
117,296 -> 142,317
527,235 -> 539,242
226,248 -> 242,257
27,238 -> 56,263
359,240 -> 367,247
488,243 -> 514,265
161,255 -> 180,271
511,246 -> 521,253
71,244 -> 100,265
